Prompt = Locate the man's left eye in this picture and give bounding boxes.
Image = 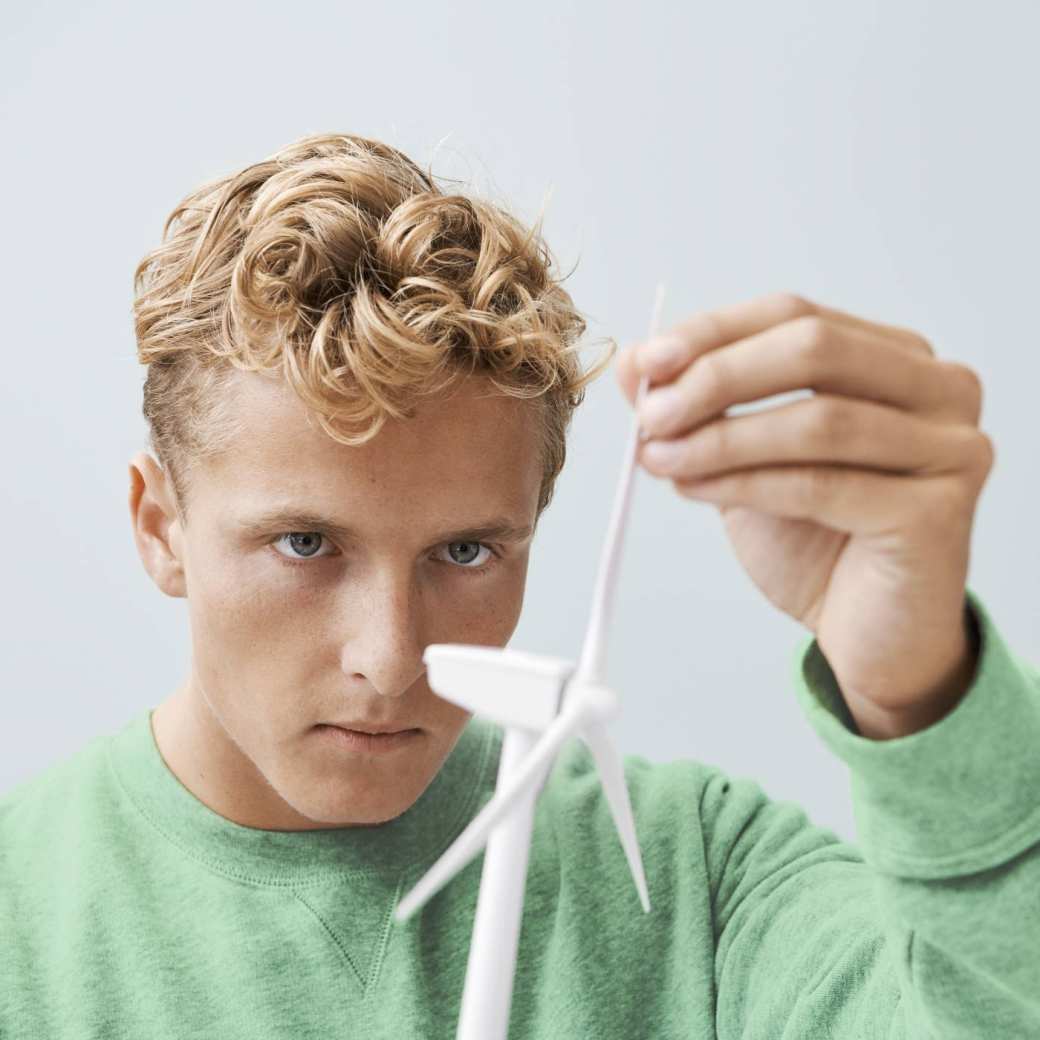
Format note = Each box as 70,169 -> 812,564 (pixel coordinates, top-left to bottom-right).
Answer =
272,532 -> 333,561
442,541 -> 493,568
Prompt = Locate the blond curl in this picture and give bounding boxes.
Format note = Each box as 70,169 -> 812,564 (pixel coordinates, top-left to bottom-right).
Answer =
133,133 -> 614,522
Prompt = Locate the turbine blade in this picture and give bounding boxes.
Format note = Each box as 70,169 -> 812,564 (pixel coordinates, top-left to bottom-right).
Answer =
395,697 -> 591,922
576,283 -> 666,684
582,716 -> 651,913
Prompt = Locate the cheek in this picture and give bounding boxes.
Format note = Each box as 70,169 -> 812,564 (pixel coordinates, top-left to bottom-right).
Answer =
187,553 -> 327,683
427,560 -> 529,647
478,557 -> 528,628
187,572 -> 325,747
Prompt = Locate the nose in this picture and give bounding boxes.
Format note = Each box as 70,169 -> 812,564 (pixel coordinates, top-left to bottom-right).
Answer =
338,568 -> 428,699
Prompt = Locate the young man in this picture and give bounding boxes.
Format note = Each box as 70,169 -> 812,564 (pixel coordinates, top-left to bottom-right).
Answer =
1,133 -> 1037,1038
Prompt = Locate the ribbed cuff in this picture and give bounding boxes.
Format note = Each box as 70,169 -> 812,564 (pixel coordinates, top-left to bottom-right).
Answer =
788,585 -> 1040,879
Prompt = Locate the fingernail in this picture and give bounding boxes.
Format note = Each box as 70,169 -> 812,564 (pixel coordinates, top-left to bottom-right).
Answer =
639,387 -> 683,429
639,335 -> 686,371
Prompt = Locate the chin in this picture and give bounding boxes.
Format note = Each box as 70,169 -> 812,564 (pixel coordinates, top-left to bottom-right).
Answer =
306,799 -> 414,828
286,781 -> 423,828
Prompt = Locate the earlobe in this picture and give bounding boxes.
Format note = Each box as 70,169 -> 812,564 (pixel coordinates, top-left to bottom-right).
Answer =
128,451 -> 187,599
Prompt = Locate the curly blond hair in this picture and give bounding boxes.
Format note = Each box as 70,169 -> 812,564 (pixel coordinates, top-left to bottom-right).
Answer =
132,132 -> 615,524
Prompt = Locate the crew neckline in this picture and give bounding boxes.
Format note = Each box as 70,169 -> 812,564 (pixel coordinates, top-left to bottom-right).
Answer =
106,707 -> 499,887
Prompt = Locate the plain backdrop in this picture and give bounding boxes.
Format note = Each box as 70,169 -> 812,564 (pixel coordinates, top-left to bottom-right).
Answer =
2,0 -> 1037,844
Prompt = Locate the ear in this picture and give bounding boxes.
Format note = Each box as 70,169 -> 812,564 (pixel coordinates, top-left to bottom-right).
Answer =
128,451 -> 187,598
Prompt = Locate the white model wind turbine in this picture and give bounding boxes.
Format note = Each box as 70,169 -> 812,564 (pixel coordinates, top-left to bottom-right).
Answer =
394,285 -> 666,1040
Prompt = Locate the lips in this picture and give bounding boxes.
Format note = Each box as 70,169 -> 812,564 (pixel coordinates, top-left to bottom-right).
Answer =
313,724 -> 421,754
322,722 -> 415,735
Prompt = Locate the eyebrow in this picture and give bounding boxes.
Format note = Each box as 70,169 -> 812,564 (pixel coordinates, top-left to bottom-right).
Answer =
235,509 -> 535,545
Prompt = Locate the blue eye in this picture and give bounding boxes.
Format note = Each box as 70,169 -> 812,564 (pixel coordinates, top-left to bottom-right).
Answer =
272,532 -> 334,561
440,541 -> 497,573
269,534 -> 501,575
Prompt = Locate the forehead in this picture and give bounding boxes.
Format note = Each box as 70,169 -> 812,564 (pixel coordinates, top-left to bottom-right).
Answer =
195,368 -> 544,532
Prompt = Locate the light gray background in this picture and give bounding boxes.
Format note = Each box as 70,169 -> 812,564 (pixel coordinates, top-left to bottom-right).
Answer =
2,1 -> 1037,843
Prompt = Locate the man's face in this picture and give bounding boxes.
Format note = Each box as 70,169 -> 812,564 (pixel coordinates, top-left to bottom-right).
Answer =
132,368 -> 543,829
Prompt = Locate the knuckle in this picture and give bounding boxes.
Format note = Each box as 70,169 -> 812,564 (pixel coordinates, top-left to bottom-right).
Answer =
958,361 -> 984,401
675,309 -> 723,349
978,430 -> 996,467
769,291 -> 816,323
942,360 -> 984,422
909,331 -> 935,356
967,429 -> 996,476
792,314 -> 830,360
693,354 -> 729,405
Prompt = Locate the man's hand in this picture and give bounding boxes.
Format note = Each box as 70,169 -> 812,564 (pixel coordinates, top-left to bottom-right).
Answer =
616,292 -> 995,739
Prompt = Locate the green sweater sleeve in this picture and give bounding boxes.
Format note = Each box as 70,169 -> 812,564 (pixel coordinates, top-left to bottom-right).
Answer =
703,586 -> 1040,1038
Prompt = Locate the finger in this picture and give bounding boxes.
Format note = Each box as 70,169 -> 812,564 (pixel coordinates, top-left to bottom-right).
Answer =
671,465 -> 975,540
811,300 -> 934,357
638,394 -> 987,483
633,292 -> 932,387
635,321 -> 977,443
615,342 -> 643,407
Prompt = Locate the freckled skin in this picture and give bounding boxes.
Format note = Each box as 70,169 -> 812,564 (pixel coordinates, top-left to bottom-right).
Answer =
128,369 -> 544,830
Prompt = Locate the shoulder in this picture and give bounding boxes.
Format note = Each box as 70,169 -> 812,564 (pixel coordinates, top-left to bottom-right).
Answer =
537,733 -> 848,865
0,718 -> 133,881
537,734 -> 737,855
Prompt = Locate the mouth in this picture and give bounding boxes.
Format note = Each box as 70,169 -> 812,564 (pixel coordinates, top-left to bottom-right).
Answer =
313,723 -> 422,754
321,721 -> 417,735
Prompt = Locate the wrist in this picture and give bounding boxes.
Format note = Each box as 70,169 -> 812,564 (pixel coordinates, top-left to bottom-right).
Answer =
842,604 -> 981,740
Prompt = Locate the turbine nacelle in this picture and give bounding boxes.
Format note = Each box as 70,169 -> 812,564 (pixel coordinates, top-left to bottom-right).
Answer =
423,644 -> 619,731
423,644 -> 573,732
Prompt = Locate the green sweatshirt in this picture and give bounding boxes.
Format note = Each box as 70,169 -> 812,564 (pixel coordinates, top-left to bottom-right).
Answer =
2,585 -> 1038,1038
